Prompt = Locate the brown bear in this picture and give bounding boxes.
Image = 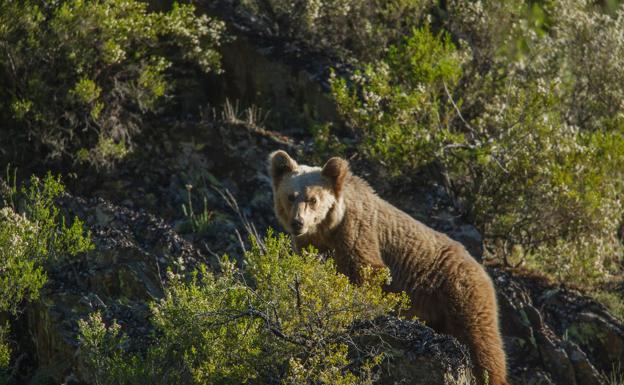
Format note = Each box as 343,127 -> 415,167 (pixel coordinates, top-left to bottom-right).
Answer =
268,150 -> 508,385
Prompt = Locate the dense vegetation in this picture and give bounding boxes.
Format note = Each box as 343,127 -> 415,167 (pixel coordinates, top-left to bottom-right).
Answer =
78,232 -> 407,385
0,0 -> 623,383
324,0 -> 624,285
0,0 -> 223,166
0,173 -> 92,379
231,0 -> 429,61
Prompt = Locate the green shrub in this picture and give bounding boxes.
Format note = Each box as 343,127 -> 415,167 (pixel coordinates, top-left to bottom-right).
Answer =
444,0 -> 624,133
0,172 -> 93,313
235,0 -> 429,61
0,324 -> 8,383
78,230 -> 408,384
327,13 -> 624,285
331,25 -> 467,175
0,172 -> 93,379
0,1 -> 223,166
77,313 -> 134,385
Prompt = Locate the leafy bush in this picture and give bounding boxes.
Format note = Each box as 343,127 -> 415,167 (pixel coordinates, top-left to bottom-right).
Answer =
234,0 -> 429,61
0,173 -> 93,313
78,230 -> 408,384
331,25 -> 467,175
0,1 -> 224,166
442,0 -> 624,131
0,325 -> 8,383
327,5 -> 624,285
0,172 -> 93,379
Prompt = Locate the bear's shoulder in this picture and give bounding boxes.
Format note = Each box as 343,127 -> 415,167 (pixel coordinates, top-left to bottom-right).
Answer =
343,174 -> 377,197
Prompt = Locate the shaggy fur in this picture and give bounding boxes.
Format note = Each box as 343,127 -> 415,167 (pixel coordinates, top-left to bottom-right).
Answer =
269,150 -> 509,385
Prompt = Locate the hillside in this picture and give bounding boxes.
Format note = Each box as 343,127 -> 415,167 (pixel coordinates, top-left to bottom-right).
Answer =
1,1 -> 623,384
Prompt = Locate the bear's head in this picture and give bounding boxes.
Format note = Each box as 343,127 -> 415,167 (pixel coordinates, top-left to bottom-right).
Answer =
268,150 -> 348,237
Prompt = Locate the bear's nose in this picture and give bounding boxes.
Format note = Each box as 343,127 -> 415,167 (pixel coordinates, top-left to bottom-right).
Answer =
292,219 -> 304,232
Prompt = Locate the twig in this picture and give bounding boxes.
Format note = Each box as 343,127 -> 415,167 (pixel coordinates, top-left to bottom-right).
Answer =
443,81 -> 477,136
291,274 -> 303,319
211,185 -> 264,252
205,307 -> 309,347
201,241 -> 221,259
234,228 -> 246,253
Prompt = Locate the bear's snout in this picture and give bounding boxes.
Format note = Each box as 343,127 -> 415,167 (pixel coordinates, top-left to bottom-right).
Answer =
291,219 -> 304,233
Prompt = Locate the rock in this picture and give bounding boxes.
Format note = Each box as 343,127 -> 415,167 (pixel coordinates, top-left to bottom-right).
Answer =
536,332 -> 576,384
564,341 -> 605,385
540,297 -> 624,375
355,317 -> 475,385
214,36 -> 339,133
94,203 -> 113,226
492,269 -> 615,385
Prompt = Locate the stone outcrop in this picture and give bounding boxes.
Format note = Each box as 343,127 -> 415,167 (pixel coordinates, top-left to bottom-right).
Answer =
360,317 -> 475,385
493,269 -> 622,385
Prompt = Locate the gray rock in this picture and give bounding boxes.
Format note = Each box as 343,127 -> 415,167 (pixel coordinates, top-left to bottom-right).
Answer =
355,317 -> 475,385
492,269 -> 613,385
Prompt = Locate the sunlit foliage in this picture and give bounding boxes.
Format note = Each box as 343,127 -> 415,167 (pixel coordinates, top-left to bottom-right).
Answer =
0,0 -> 223,166
326,2 -> 624,285
0,173 -> 93,379
78,231 -> 408,385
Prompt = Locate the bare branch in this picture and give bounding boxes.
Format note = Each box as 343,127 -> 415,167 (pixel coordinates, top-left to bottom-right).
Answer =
211,185 -> 264,252
443,81 -> 477,137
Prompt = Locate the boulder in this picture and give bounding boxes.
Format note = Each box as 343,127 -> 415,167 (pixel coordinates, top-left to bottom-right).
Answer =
492,269 -> 618,385
359,317 -> 475,385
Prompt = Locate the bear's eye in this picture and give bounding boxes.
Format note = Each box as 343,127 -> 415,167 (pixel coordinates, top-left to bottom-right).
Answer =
309,197 -> 317,206
288,193 -> 296,202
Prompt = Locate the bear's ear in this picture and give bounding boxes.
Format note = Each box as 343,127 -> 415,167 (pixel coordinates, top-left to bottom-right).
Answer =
321,157 -> 349,196
268,150 -> 298,186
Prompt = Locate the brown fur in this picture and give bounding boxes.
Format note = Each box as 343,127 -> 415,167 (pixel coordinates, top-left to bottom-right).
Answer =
269,151 -> 509,385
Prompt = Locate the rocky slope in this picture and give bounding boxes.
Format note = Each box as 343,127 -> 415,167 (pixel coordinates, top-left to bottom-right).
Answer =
10,115 -> 623,384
